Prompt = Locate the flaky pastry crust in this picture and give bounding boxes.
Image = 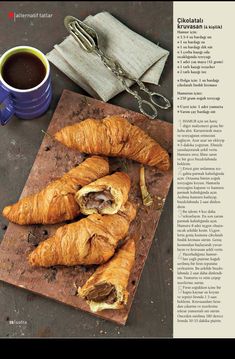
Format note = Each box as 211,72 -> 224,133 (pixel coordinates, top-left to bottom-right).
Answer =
3,156 -> 109,225
78,238 -> 135,312
75,172 -> 131,215
28,202 -> 136,267
54,115 -> 170,170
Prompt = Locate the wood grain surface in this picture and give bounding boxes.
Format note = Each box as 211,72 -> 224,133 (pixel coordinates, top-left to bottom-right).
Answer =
0,89 -> 173,325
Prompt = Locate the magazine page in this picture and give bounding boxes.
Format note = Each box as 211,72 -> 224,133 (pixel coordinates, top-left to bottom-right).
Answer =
174,1 -> 235,338
0,0 -> 234,340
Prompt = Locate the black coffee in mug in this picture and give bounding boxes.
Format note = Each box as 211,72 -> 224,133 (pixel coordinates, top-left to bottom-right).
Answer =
2,52 -> 46,90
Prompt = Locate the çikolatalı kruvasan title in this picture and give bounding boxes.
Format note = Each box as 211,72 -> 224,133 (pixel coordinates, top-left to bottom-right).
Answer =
177,18 -> 222,30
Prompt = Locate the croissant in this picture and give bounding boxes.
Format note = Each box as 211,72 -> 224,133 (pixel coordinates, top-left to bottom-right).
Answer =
54,115 -> 170,171
28,202 -> 136,267
75,172 -> 130,215
3,156 -> 109,225
78,238 -> 135,312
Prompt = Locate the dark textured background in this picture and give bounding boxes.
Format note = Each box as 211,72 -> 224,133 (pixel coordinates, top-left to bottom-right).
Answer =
0,1 -> 173,338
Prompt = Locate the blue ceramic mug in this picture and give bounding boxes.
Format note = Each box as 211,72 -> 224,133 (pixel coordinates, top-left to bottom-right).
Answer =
0,46 -> 52,125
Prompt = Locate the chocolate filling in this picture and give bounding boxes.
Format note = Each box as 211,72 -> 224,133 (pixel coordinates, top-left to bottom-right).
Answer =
83,190 -> 114,211
86,283 -> 117,304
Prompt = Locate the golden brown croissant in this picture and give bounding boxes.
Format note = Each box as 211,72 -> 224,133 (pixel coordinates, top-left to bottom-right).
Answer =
78,238 -> 135,312
28,202 -> 136,267
3,156 -> 109,225
54,115 -> 170,171
75,172 -> 131,215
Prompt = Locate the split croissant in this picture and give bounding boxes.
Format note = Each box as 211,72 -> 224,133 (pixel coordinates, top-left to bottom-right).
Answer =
75,172 -> 131,215
54,115 -> 170,171
3,156 -> 109,225
78,238 -> 135,312
28,202 -> 136,267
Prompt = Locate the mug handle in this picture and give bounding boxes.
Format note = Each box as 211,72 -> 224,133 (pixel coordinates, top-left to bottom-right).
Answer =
0,85 -> 14,126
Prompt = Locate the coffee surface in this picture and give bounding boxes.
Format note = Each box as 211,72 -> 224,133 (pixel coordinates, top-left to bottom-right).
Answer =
2,52 -> 46,90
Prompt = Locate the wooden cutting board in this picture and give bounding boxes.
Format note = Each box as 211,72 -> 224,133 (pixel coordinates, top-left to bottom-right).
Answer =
0,89 -> 173,325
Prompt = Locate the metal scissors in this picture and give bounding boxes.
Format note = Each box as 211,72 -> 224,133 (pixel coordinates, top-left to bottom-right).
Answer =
64,16 -> 171,119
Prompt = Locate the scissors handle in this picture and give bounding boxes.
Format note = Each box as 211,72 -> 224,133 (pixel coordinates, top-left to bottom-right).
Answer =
121,78 -> 158,119
135,78 -> 171,109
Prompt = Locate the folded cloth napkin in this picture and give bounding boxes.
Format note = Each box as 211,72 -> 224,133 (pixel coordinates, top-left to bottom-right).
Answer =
47,11 -> 169,102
